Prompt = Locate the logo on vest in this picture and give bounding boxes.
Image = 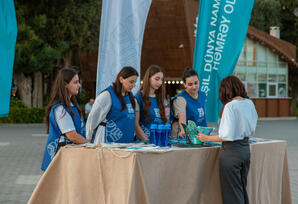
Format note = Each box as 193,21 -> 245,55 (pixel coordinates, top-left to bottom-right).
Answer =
141,124 -> 150,137
126,104 -> 135,119
153,108 -> 162,123
197,107 -> 205,118
154,108 -> 161,118
106,120 -> 123,141
47,139 -> 58,160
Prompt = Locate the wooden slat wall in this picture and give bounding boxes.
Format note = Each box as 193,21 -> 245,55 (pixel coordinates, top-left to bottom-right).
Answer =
141,0 -> 194,79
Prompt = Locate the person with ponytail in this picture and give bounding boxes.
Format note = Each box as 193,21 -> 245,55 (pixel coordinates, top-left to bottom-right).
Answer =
41,68 -> 88,171
86,66 -> 138,144
170,68 -> 207,138
134,65 -> 167,141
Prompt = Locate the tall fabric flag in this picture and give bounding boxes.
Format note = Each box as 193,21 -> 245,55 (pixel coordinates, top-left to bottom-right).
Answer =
193,0 -> 254,122
0,1 -> 17,117
96,0 -> 152,95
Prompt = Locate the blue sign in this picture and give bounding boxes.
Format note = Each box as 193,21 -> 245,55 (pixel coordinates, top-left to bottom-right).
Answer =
193,0 -> 254,122
0,1 -> 17,117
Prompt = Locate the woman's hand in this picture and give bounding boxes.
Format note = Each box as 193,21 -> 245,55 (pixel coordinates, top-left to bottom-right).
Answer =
142,137 -> 149,141
178,130 -> 185,138
197,133 -> 209,142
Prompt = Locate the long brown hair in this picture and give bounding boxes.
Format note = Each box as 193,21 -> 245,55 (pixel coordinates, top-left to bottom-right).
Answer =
45,68 -> 81,133
219,75 -> 248,105
139,65 -> 167,123
112,66 -> 138,111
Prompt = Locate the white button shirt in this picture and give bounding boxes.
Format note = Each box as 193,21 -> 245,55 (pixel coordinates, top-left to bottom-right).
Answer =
219,99 -> 258,141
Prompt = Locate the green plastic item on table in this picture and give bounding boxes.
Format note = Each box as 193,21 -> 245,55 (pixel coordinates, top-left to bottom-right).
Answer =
181,121 -> 202,145
188,120 -> 202,145
197,126 -> 215,136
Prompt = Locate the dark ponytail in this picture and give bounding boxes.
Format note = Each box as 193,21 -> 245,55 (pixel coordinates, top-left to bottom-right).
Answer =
182,67 -> 198,83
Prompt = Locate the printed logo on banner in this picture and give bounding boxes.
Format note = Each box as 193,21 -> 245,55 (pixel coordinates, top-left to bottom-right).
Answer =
193,0 -> 254,122
96,0 -> 152,95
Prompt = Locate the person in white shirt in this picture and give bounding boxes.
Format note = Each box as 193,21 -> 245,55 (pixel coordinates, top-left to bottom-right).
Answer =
41,68 -> 88,171
84,98 -> 94,119
86,66 -> 138,144
198,75 -> 258,204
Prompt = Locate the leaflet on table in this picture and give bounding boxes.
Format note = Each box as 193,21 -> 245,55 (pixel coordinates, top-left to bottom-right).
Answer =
248,137 -> 272,143
181,120 -> 216,145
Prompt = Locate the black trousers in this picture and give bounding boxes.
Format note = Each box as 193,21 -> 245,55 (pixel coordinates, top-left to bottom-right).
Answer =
220,138 -> 250,204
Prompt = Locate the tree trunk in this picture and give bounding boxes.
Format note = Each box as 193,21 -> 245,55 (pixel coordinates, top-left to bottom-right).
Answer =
63,50 -> 73,68
14,72 -> 32,107
33,72 -> 43,108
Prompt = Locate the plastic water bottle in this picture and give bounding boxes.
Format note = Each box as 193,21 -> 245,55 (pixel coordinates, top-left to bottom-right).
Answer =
159,125 -> 166,147
149,124 -> 157,145
165,124 -> 171,147
156,124 -> 164,146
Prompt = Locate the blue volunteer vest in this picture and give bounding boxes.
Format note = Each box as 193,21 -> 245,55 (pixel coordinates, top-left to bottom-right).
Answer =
105,86 -> 135,143
135,92 -> 163,138
41,103 -> 86,171
170,90 -> 207,127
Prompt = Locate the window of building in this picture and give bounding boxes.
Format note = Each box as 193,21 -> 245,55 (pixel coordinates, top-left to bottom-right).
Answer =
278,84 -> 286,98
258,83 -> 267,97
247,67 -> 257,82
237,45 -> 246,66
247,82 -> 258,98
246,39 -> 256,66
256,43 -> 266,67
268,83 -> 277,98
234,38 -> 288,98
234,66 -> 246,81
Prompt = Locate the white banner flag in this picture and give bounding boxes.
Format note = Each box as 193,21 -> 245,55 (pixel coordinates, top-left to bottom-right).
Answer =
96,0 -> 152,95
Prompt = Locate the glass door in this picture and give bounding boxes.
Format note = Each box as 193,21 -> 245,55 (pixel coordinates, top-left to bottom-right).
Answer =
267,82 -> 277,98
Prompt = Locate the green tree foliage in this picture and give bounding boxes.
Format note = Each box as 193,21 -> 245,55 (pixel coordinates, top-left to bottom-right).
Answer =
14,0 -> 101,72
13,0 -> 101,107
250,0 -> 297,56
14,3 -> 63,74
36,0 -> 101,53
250,0 -> 281,32
279,0 -> 297,48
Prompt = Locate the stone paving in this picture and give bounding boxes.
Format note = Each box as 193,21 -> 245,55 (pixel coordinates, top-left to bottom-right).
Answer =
0,119 -> 297,203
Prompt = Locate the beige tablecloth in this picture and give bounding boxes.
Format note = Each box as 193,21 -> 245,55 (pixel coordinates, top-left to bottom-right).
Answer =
29,141 -> 291,204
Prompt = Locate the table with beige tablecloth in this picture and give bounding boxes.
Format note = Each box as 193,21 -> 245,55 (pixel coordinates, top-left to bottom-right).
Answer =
29,141 -> 291,204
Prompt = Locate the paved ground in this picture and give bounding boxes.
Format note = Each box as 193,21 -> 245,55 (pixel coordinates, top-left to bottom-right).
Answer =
0,119 -> 297,203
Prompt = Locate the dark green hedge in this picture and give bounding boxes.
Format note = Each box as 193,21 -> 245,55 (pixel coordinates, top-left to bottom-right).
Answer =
0,99 -> 45,123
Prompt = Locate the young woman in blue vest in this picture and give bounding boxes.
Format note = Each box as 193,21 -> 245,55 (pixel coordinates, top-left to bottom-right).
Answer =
86,66 -> 138,144
170,68 -> 207,138
41,68 -> 88,171
198,75 -> 258,204
134,65 -> 167,140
